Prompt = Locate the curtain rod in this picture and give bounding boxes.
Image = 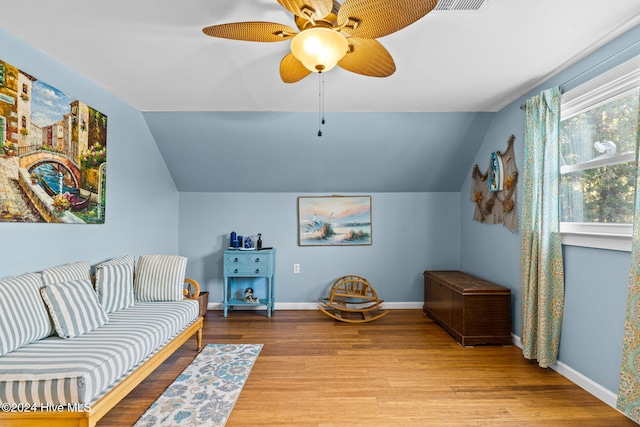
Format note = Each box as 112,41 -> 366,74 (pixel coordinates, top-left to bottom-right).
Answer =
519,38 -> 640,110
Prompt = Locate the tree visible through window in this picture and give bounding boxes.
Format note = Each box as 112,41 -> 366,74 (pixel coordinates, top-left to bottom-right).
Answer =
558,54 -> 640,250
560,88 -> 639,224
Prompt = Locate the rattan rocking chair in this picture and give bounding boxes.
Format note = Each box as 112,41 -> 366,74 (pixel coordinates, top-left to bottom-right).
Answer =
318,275 -> 389,323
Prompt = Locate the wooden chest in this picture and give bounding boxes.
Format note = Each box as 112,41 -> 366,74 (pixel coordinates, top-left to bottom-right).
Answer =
423,270 -> 512,346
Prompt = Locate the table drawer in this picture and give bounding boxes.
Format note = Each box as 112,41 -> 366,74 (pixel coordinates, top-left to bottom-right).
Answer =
226,265 -> 271,275
226,253 -> 248,264
225,253 -> 271,265
248,254 -> 270,265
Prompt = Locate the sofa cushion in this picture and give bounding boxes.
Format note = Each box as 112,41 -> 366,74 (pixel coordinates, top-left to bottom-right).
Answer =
134,254 -> 187,302
99,255 -> 135,269
0,300 -> 199,405
41,261 -> 92,285
0,272 -> 52,356
95,256 -> 135,313
41,279 -> 109,338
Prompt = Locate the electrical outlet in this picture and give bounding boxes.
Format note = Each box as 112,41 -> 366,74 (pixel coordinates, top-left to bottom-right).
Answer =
293,263 -> 300,274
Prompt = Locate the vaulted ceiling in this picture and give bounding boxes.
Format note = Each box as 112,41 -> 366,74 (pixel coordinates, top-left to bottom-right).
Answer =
2,1 -> 640,192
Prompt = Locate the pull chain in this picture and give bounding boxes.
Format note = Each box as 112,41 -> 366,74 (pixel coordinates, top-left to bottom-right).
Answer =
317,72 -> 326,137
322,72 -> 326,126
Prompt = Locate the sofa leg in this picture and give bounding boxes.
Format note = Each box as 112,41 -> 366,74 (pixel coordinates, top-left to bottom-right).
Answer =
196,328 -> 203,352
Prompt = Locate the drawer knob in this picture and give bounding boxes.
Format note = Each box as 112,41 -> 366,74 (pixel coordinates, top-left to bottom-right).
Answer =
255,258 -> 260,263
234,257 -> 238,262
255,269 -> 260,274
234,268 -> 238,273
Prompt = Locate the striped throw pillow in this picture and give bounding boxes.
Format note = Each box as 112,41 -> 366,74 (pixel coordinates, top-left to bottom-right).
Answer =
41,279 -> 109,339
100,255 -> 135,268
95,258 -> 135,313
0,273 -> 52,356
42,261 -> 92,285
134,254 -> 187,302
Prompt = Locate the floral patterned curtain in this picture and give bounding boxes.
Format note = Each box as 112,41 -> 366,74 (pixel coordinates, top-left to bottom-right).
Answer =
617,104 -> 640,421
521,87 -> 565,368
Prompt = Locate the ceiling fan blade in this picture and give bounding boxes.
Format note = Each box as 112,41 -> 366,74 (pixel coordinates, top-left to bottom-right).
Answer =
338,37 -> 395,77
280,53 -> 312,83
202,22 -> 297,42
337,0 -> 437,39
277,0 -> 334,20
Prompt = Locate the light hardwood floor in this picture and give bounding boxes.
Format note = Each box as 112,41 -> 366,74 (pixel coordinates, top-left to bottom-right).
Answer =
99,309 -> 636,426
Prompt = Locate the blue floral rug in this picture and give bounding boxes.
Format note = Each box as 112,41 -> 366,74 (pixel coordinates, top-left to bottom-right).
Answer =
134,343 -> 262,426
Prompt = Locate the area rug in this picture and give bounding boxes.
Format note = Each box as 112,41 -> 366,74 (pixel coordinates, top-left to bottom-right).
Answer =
134,343 -> 262,426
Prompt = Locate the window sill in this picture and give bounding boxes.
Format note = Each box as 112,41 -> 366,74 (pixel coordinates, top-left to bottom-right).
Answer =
561,231 -> 631,252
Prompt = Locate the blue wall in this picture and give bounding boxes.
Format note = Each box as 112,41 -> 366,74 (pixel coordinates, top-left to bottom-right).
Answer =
561,246 -> 630,391
143,111 -> 494,193
178,192 -> 460,304
460,24 -> 640,395
0,28 -> 180,278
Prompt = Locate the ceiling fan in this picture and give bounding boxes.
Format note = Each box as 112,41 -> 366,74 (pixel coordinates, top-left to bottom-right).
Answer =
202,0 -> 438,83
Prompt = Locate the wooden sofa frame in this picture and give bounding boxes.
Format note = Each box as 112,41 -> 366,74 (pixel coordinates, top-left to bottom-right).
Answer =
0,279 -> 204,427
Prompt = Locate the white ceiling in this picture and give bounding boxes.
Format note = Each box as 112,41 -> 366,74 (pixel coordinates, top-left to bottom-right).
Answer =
2,0 -> 640,113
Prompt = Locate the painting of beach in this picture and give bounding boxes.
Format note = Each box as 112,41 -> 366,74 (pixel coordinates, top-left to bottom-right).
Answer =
298,196 -> 371,246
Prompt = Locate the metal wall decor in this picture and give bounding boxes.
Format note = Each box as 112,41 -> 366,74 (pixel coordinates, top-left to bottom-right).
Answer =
471,135 -> 518,232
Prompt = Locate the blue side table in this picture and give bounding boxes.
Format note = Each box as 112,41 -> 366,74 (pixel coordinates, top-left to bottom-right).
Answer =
223,249 -> 275,317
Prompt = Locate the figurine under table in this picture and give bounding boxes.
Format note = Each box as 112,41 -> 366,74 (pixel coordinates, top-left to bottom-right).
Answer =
244,287 -> 260,304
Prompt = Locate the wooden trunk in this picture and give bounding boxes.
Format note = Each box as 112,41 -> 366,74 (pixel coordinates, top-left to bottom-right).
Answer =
423,270 -> 512,346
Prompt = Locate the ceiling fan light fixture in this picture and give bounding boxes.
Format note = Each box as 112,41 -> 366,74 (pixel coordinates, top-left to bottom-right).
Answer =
290,27 -> 348,73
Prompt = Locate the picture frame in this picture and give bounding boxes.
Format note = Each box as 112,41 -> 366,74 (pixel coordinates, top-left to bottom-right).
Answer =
0,57 -> 107,224
297,195 -> 372,246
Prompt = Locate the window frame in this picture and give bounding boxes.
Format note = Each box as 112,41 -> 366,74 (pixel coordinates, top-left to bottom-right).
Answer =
559,54 -> 640,252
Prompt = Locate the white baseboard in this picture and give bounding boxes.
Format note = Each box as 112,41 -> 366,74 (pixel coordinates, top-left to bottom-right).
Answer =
207,301 -> 423,311
511,333 -> 619,409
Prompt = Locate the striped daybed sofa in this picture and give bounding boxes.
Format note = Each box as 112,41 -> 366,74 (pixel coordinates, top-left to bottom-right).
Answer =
0,255 -> 204,427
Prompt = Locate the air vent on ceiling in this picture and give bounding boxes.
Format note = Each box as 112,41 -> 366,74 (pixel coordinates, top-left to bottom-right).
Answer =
433,0 -> 491,12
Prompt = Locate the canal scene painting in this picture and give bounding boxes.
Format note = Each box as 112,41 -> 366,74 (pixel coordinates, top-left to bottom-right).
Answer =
298,196 -> 372,246
0,58 -> 106,223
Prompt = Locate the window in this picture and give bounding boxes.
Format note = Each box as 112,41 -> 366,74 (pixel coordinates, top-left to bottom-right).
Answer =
559,55 -> 640,251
